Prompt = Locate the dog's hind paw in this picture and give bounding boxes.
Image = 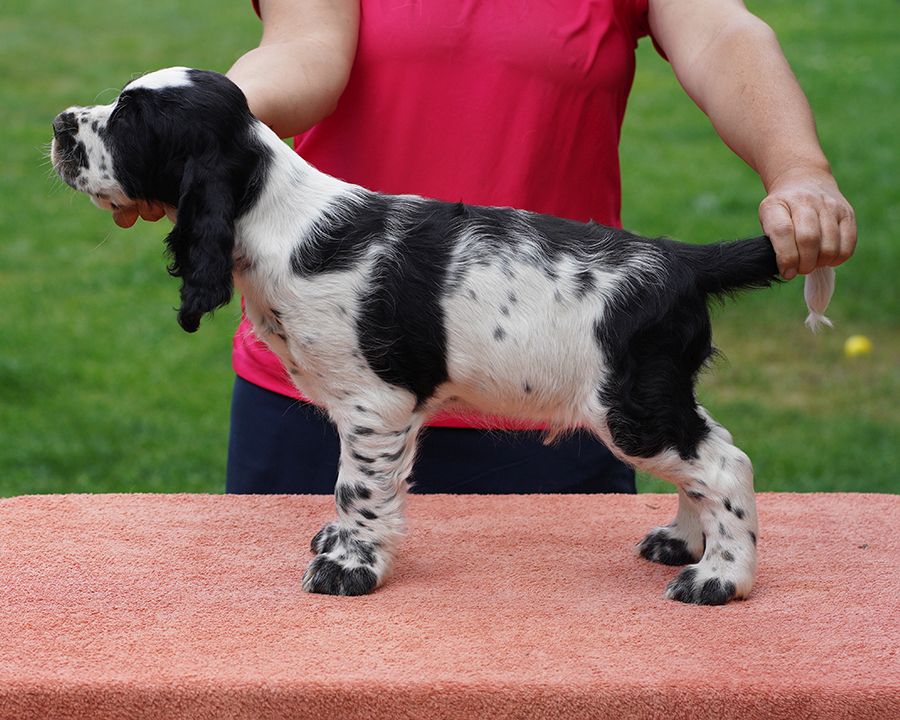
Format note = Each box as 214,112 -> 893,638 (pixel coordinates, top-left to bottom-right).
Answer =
664,566 -> 748,605
637,526 -> 703,566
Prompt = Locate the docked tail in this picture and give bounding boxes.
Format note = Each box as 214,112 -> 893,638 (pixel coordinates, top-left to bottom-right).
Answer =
669,235 -> 835,331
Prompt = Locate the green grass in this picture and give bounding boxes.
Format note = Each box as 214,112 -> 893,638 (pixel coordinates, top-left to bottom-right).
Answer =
1,0 -> 897,496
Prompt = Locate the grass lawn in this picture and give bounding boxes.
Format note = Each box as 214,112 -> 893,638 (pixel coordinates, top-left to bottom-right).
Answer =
1,0 -> 897,496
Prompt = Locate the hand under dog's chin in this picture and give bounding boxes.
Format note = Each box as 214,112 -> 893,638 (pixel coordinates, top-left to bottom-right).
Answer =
89,194 -> 177,223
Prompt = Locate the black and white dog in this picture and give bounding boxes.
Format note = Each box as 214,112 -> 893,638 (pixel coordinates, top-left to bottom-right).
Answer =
51,68 -> 834,604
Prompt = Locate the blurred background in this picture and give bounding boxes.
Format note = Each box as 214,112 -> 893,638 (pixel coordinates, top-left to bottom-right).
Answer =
1,1 -> 897,496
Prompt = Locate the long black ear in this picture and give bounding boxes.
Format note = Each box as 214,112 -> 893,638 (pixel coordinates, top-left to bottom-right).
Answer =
164,155 -> 235,332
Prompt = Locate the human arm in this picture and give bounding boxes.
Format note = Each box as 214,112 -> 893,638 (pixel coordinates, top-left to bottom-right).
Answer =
113,0 -> 359,228
226,0 -> 358,137
648,0 -> 856,279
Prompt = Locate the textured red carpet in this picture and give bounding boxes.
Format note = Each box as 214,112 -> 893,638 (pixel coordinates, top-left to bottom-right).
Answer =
0,493 -> 897,719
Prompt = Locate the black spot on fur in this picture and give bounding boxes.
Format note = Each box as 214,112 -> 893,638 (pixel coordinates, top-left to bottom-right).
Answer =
686,490 -> 706,501
723,498 -> 745,519
574,269 -> 596,298
336,484 -> 358,512
380,448 -> 404,462
359,508 -> 378,521
749,531 -> 757,546
494,326 -> 506,341
353,426 -> 375,436
355,484 -> 372,500
721,550 -> 735,562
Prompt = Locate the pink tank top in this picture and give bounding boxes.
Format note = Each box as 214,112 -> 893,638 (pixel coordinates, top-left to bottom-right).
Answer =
236,0 -> 651,428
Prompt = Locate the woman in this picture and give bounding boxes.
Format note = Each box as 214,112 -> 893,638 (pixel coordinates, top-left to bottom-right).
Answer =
115,0 -> 855,495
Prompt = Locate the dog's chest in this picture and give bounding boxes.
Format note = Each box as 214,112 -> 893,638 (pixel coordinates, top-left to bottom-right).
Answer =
234,262 -> 369,400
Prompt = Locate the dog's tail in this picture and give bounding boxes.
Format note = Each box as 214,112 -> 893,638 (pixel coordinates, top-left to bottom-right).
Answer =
668,235 -> 835,331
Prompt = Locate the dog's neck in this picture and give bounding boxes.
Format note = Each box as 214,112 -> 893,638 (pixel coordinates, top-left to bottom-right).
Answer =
232,121 -> 359,284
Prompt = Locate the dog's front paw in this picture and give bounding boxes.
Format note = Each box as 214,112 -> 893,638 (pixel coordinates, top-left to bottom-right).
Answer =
664,564 -> 750,605
303,521 -> 389,596
638,526 -> 703,566
302,554 -> 378,596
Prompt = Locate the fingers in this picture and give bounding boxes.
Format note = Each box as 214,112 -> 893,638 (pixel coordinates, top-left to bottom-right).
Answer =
759,199 -> 799,280
817,209 -> 841,267
112,201 -> 165,228
113,206 -> 139,228
792,205 -> 821,276
139,202 -> 166,222
759,175 -> 857,279
838,213 -> 858,267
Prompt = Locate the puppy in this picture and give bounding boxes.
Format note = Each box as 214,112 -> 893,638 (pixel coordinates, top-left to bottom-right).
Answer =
51,68 -> 835,604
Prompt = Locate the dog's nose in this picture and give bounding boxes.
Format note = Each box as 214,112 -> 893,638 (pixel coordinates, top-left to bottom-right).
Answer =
52,112 -> 79,137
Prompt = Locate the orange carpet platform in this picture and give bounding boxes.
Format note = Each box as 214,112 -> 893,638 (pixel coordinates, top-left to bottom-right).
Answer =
0,493 -> 897,719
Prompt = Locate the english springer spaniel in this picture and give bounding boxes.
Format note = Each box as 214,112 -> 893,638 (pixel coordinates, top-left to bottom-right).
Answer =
51,68 -> 835,604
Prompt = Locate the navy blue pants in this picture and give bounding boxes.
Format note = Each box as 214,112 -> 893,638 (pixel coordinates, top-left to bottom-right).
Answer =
226,377 -> 635,494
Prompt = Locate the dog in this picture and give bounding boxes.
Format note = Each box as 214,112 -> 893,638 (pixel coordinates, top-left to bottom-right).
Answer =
51,67 -> 835,604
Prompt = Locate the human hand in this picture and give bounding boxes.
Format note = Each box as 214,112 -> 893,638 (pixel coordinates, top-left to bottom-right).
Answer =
758,168 -> 856,280
112,200 -> 167,228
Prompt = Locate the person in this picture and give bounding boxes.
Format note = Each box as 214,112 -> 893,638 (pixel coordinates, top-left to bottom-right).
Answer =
114,0 -> 856,496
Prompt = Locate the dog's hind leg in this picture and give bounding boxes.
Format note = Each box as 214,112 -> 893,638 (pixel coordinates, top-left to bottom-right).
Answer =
301,396 -> 423,596
634,407 -> 736,567
600,399 -> 758,605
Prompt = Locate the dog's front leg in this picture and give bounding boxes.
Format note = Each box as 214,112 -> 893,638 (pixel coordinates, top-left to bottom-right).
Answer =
302,405 -> 422,596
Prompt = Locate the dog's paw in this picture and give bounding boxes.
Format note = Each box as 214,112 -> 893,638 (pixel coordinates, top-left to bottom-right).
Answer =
637,526 -> 703,566
302,554 -> 378,596
664,565 -> 749,605
303,521 -> 387,596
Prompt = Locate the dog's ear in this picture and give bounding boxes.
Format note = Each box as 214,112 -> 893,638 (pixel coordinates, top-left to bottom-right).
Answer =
164,154 -> 235,333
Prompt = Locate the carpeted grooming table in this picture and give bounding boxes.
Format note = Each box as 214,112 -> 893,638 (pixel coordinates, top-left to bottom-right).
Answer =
0,493 -> 897,719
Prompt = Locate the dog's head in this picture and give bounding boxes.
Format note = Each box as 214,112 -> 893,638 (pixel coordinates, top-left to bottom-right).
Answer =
51,67 -> 270,332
